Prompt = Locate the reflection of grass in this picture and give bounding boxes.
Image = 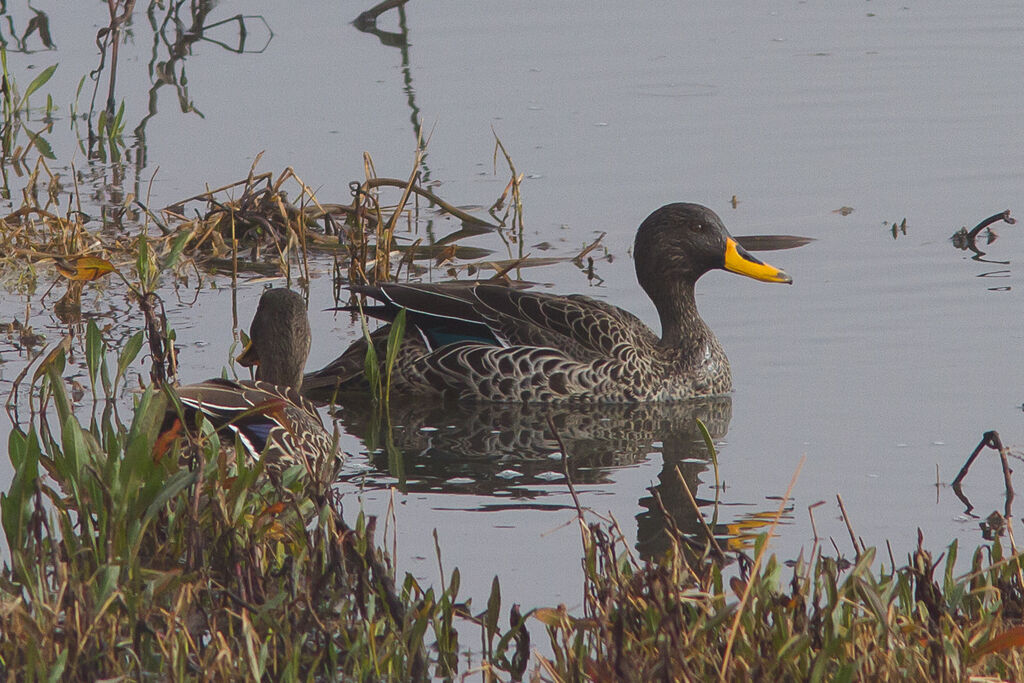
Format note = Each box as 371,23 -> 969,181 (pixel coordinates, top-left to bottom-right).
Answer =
0,47 -> 57,195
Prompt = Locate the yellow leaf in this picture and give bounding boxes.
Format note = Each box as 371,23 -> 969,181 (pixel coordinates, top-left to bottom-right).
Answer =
532,606 -> 568,627
54,256 -> 115,281
31,335 -> 72,383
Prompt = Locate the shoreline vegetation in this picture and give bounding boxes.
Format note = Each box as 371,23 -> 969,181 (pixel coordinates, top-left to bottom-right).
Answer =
3,333 -> 1024,679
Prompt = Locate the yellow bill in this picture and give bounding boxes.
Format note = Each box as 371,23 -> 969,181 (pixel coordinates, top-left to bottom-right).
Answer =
236,334 -> 258,368
723,238 -> 792,284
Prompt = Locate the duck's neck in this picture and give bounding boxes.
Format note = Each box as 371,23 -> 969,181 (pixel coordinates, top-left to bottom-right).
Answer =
256,355 -> 304,390
653,281 -> 714,350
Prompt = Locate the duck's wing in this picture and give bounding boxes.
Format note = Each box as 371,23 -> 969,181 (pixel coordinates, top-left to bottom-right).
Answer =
355,282 -> 657,359
469,284 -> 657,359
349,282 -> 505,348
301,282 -> 659,402
174,378 -> 329,464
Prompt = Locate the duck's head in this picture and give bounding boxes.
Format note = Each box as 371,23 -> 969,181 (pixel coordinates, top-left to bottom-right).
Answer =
634,203 -> 792,297
236,288 -> 312,389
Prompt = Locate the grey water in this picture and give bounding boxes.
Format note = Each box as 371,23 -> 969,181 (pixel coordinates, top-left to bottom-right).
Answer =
1,1 -> 1023,616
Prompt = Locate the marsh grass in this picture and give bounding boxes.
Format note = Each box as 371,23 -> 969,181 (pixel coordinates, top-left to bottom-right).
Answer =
7,331 -> 1024,682
534,507 -> 1024,682
5,254 -> 1024,683
0,324 -> 531,681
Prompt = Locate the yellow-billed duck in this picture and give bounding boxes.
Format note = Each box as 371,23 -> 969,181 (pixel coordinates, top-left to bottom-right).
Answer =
303,203 -> 791,403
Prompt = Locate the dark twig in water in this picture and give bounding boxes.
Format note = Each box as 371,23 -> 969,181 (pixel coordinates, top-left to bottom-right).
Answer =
547,415 -> 584,519
353,0 -> 409,30
968,210 -> 1015,242
953,430 -> 1015,518
951,209 -> 1015,261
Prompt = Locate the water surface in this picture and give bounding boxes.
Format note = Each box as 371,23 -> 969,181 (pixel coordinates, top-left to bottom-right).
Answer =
1,1 -> 1023,617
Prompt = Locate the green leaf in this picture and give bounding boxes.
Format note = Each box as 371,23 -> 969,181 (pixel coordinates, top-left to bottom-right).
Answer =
45,646 -> 68,683
22,63 -> 56,101
161,230 -> 191,271
486,575 -> 502,637
1,428 -> 39,554
116,330 -> 145,389
449,567 -> 460,599
141,468 -> 197,532
136,233 -> 151,289
85,319 -> 103,388
362,327 -> 381,403
28,130 -> 55,159
383,308 -> 406,404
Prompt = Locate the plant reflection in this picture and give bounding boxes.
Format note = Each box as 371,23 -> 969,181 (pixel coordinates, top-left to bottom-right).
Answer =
332,395 -> 782,557
352,0 -> 430,182
0,5 -> 55,53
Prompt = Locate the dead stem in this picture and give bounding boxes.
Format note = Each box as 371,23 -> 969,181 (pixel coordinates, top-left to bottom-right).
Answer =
719,454 -> 805,682
674,464 -> 725,556
953,430 -> 1016,519
836,493 -> 863,558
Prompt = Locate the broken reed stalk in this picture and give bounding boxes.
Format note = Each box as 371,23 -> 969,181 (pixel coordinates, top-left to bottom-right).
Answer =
953,431 -> 1016,511
361,177 -> 500,229
718,454 -> 805,682
803,501 -> 826,589
491,130 -> 524,235
836,493 -> 863,559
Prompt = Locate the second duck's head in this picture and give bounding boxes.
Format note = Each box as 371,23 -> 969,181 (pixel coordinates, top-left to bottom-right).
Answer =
236,288 -> 312,390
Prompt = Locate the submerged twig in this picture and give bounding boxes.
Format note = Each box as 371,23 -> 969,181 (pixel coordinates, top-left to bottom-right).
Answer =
951,209 -> 1015,260
968,210 -> 1015,242
952,430 -> 1015,518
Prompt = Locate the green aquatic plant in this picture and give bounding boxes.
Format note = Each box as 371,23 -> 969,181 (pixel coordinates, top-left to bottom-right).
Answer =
359,306 -> 408,483
0,47 -> 57,196
0,323 -> 529,681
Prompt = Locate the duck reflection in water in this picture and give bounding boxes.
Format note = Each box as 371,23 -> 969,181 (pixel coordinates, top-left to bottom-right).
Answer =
333,395 -> 734,558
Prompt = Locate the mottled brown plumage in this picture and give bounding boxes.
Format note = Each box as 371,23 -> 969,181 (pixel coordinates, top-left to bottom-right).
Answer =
303,203 -> 791,403
168,288 -> 338,470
